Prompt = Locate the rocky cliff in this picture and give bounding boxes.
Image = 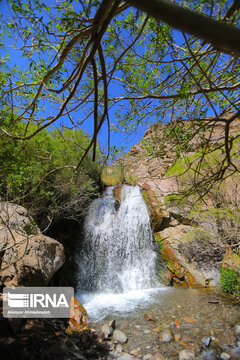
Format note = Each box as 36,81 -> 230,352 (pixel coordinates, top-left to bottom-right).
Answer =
114,117 -> 240,289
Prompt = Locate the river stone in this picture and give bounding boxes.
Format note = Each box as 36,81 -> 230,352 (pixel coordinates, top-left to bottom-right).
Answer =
143,354 -> 152,360
113,329 -> 128,344
118,354 -> 131,360
101,324 -> 113,338
220,353 -> 231,360
116,344 -> 123,353
159,329 -> 173,343
178,350 -> 195,360
234,325 -> 240,340
130,349 -> 139,356
149,352 -> 166,360
201,336 -> 211,347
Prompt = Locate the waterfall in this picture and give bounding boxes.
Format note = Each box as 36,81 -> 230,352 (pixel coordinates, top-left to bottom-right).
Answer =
77,185 -> 157,294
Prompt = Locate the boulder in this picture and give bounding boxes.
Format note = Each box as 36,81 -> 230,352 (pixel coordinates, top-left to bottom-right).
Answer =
141,184 -> 169,232
0,202 -> 65,287
155,225 -> 223,287
113,329 -> 128,344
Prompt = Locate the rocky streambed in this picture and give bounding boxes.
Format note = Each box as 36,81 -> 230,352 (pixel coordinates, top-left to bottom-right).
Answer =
88,288 -> 240,360
0,288 -> 240,359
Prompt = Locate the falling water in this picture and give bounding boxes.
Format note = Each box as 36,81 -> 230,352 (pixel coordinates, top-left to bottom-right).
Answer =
76,185 -> 164,320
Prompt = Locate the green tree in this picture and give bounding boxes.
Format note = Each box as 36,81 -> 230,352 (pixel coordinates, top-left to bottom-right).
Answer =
0,114 -> 101,229
0,0 -> 240,190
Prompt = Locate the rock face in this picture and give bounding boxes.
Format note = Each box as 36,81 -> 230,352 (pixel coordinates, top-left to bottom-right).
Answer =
155,226 -> 224,287
116,119 -> 240,288
0,202 -> 65,287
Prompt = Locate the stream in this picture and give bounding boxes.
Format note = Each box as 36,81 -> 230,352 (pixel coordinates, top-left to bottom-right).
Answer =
75,185 -> 240,359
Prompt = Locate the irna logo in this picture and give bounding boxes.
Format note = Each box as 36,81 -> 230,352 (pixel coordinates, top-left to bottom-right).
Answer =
3,287 -> 74,318
8,292 -> 69,308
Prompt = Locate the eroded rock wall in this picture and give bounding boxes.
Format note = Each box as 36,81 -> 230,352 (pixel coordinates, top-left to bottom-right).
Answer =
0,202 -> 65,287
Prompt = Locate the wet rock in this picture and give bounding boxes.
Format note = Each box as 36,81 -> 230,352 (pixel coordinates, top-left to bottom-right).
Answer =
143,354 -> 152,360
143,312 -> 156,322
118,354 -> 132,360
234,325 -> 240,340
141,187 -> 167,232
113,329 -> 128,344
159,329 -> 173,343
101,324 -> 113,338
178,349 -> 195,360
220,353 -> 231,360
156,224 -> 223,288
149,352 -> 166,360
109,319 -> 116,329
201,336 -> 211,347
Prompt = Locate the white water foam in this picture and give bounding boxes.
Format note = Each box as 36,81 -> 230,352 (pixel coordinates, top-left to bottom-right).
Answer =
76,185 -> 165,321
77,287 -> 168,322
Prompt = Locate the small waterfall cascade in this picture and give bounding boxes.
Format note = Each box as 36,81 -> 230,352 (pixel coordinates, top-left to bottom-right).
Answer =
77,185 -> 158,294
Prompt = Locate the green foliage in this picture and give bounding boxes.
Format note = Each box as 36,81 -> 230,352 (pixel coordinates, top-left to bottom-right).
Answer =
22,219 -> 38,235
220,266 -> 240,298
154,233 -> 164,251
0,117 -> 101,227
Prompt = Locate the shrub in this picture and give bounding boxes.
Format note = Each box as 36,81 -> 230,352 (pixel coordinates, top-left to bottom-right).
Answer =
220,266 -> 240,298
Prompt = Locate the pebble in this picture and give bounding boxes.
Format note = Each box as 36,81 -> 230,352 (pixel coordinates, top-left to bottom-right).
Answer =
143,312 -> 156,322
149,352 -> 166,360
101,324 -> 113,338
159,329 -> 173,343
201,336 -> 211,347
143,354 -> 152,360
118,354 -> 132,360
175,334 -> 181,342
116,344 -> 123,353
113,329 -> 128,344
234,325 -> 240,340
130,349 -> 139,356
220,353 -> 231,360
178,350 -> 195,360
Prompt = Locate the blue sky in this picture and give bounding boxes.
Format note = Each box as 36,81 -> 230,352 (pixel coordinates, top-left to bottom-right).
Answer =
0,0 -> 220,161
0,0 -> 151,159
